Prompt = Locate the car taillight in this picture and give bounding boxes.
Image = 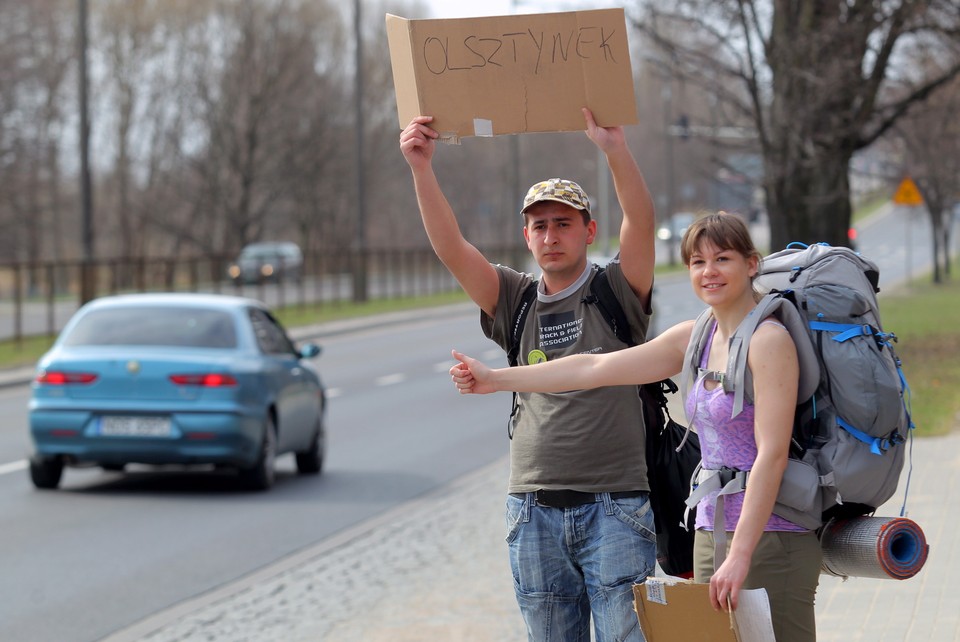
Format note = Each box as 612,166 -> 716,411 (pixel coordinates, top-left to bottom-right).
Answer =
36,371 -> 98,385
169,373 -> 238,387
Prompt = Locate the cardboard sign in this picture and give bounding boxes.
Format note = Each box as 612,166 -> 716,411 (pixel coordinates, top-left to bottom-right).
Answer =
386,9 -> 638,142
633,579 -> 776,642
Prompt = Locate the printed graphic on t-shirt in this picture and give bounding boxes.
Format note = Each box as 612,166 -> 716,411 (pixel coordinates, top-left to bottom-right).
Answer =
527,349 -> 547,364
537,311 -> 583,350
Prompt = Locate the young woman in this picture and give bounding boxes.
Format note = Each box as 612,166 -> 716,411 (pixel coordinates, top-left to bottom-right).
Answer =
450,212 -> 821,642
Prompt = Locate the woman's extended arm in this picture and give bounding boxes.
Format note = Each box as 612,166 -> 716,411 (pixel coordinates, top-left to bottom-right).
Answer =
450,320 -> 694,395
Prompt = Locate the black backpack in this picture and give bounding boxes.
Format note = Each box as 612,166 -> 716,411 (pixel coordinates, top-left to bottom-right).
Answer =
508,268 -> 699,578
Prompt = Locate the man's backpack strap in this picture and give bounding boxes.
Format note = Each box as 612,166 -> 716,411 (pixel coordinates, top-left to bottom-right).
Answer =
508,281 -> 539,368
583,269 -> 633,346
586,269 -> 682,448
506,280 -> 539,439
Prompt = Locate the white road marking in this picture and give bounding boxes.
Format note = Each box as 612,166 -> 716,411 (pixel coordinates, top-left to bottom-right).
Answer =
0,460 -> 27,476
375,373 -> 407,386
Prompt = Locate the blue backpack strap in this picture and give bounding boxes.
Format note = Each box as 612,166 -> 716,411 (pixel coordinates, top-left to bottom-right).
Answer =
809,320 -> 900,351
837,417 -> 906,455
809,320 -> 875,343
808,318 -> 909,455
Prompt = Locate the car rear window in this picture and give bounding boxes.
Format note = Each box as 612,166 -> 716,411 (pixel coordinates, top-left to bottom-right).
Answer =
62,307 -> 238,348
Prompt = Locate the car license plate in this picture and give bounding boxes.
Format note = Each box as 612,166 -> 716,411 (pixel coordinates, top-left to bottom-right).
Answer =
99,416 -> 172,438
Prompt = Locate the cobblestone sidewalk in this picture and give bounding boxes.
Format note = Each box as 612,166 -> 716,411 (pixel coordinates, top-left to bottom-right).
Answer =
108,431 -> 957,642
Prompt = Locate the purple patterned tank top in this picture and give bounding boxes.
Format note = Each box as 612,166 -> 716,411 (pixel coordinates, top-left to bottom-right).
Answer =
684,320 -> 808,533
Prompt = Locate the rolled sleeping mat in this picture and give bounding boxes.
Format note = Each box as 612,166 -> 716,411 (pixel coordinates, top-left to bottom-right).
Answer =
819,516 -> 929,580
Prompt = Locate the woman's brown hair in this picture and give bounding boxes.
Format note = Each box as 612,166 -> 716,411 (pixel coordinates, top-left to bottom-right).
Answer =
680,211 -> 762,268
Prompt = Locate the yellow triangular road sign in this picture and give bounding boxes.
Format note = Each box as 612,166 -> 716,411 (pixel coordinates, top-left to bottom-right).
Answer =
893,177 -> 923,206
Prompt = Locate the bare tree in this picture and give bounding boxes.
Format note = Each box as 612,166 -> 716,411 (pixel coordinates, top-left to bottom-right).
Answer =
32,2 -> 73,270
97,1 -> 166,261
132,2 -> 205,258
894,70 -> 960,282
0,0 -> 518,272
181,0 -> 351,254
0,0 -> 74,293
0,1 -> 30,261
274,2 -> 352,253
630,0 -> 960,248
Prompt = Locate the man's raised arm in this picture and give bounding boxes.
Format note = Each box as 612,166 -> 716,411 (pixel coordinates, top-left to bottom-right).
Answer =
583,108 -> 656,308
400,116 -> 500,317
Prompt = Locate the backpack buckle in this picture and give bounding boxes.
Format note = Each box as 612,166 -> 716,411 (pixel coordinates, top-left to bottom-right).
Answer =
716,466 -> 746,488
697,368 -> 724,384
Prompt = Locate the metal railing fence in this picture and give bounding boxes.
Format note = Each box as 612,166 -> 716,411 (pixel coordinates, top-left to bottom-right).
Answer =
0,245 -> 530,344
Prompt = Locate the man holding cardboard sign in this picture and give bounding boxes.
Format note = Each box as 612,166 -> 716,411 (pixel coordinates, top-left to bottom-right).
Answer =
399,106 -> 657,641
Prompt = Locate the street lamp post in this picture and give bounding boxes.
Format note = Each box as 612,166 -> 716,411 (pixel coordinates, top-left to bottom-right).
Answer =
642,54 -> 682,265
663,80 -> 677,266
78,0 -> 95,303
596,147 -> 611,257
508,0 -> 522,248
353,0 -> 368,302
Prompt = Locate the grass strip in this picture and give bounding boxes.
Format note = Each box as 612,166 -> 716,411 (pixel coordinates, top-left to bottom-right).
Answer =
880,278 -> 960,437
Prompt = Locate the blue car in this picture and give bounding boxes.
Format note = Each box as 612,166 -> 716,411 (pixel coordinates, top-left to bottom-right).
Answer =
28,293 -> 326,491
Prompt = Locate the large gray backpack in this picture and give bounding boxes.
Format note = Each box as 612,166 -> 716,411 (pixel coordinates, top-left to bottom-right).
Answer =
681,242 -> 913,534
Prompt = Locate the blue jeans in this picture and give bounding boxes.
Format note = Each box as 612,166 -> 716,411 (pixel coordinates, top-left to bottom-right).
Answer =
505,492 -> 657,642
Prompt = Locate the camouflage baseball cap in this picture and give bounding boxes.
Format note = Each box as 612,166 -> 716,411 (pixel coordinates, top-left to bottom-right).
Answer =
521,178 -> 591,217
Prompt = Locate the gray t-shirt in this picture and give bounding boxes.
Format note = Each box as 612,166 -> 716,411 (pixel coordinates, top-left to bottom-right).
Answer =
482,260 -> 652,493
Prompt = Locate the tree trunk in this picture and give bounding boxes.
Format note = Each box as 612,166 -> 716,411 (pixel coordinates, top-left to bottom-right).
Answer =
945,219 -> 954,280
765,148 -> 853,249
931,216 -> 941,284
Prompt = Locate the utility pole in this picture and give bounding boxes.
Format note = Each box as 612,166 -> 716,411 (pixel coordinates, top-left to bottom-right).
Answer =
596,147 -> 611,257
353,0 -> 368,302
78,0 -> 95,303
661,67 -> 677,266
508,0 -> 522,249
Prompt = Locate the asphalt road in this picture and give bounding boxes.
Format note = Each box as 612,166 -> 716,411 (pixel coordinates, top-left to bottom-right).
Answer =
0,310 -> 508,642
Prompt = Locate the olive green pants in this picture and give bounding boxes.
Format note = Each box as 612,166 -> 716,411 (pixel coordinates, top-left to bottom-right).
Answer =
694,529 -> 821,642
